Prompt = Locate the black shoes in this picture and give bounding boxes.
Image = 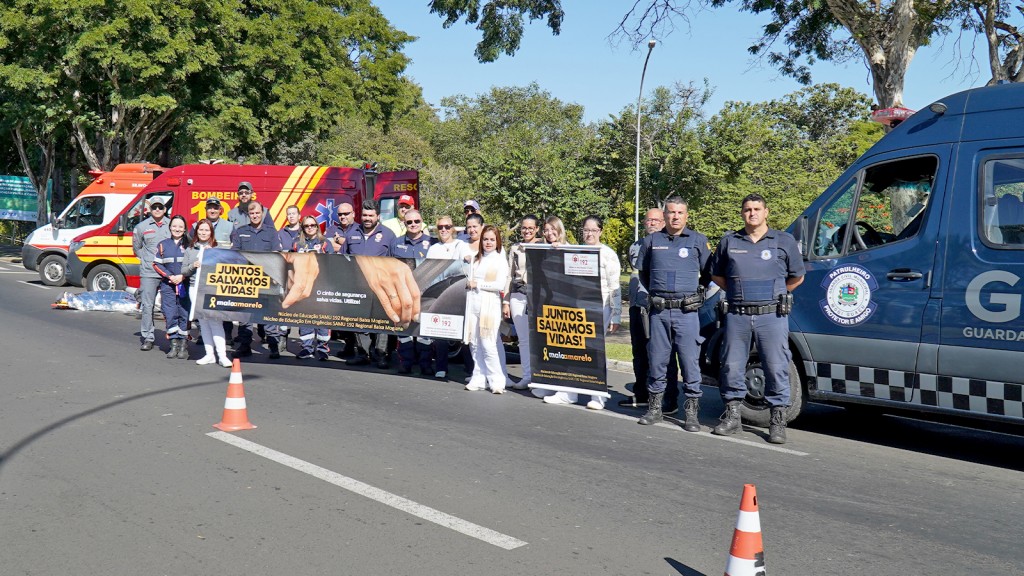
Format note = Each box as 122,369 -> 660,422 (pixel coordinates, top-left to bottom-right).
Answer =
663,403 -> 679,416
712,402 -> 742,436
233,345 -> 253,359
768,407 -> 788,444
297,349 -> 314,360
397,366 -> 413,375
140,341 -> 154,351
682,398 -> 701,432
175,340 -> 189,360
638,392 -> 664,425
346,356 -> 369,366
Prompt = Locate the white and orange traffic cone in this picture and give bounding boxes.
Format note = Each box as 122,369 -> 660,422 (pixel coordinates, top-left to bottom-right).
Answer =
213,359 -> 256,431
724,484 -> 766,576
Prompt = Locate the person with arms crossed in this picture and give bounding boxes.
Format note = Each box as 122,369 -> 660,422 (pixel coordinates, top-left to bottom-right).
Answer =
391,209 -> 436,375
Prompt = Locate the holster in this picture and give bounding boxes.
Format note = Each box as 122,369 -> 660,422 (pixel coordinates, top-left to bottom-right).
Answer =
640,305 -> 650,339
777,292 -> 794,316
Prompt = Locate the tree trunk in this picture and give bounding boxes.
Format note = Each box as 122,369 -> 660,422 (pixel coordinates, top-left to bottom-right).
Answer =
12,125 -> 56,226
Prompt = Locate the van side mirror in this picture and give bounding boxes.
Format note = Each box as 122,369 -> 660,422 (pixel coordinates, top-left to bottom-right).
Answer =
50,213 -> 60,230
116,213 -> 128,234
794,215 -> 809,258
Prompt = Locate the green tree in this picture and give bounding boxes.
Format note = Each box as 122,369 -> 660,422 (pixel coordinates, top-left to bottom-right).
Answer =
428,0 -> 564,62
433,83 -> 607,232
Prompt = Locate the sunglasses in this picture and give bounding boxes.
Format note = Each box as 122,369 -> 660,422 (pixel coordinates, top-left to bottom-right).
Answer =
150,205 -> 166,210
338,211 -> 353,216
436,224 -> 453,230
405,219 -> 422,225
302,224 -> 318,228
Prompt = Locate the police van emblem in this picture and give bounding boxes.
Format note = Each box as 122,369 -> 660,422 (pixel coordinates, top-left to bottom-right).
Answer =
819,264 -> 878,326
678,247 -> 689,258
760,249 -> 771,260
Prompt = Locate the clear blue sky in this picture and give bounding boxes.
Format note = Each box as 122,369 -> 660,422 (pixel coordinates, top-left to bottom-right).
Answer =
375,1 -> 987,123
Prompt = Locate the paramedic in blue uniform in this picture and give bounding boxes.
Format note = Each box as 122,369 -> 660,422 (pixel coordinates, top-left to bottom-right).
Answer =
710,193 -> 804,444
391,209 -> 436,375
293,215 -> 336,361
230,201 -> 285,359
345,199 -> 397,367
635,196 -> 710,432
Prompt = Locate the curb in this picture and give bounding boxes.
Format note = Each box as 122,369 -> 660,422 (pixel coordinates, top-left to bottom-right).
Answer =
608,358 -> 634,375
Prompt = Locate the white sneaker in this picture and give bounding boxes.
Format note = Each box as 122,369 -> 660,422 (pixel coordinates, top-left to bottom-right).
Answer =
435,371 -> 447,379
196,356 -> 216,365
219,358 -> 233,368
465,382 -> 487,391
543,394 -> 572,405
491,388 -> 506,395
586,400 -> 605,410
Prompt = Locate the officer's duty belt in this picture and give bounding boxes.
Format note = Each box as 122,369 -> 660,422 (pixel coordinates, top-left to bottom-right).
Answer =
730,302 -> 777,315
650,291 -> 703,313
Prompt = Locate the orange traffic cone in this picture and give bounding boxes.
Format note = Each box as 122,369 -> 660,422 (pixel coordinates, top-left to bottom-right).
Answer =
213,359 -> 256,431
724,484 -> 766,576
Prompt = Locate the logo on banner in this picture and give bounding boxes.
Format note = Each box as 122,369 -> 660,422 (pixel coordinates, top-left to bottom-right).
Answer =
564,253 -> 599,276
205,263 -> 271,297
819,264 -> 878,326
535,305 -> 597,350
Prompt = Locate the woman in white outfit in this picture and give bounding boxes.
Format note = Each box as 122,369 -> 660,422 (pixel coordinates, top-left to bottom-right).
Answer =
464,226 -> 511,393
543,215 -> 622,409
503,214 -> 543,389
183,220 -> 232,367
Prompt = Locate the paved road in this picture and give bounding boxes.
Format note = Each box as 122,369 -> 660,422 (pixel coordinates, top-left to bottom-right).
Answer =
1,260 -> 1022,576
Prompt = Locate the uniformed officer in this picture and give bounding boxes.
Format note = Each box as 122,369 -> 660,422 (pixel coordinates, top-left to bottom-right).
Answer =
230,201 -> 285,359
710,193 -> 805,444
277,205 -> 302,248
326,200 -> 357,253
391,209 -> 436,375
636,196 -> 710,431
620,208 -> 681,410
345,199 -> 397,367
132,198 -> 171,351
191,198 -> 235,247
293,216 -> 336,361
227,182 -> 255,229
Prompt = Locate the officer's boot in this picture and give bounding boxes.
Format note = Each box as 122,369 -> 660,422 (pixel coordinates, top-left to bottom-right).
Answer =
637,392 -> 663,425
682,398 -> 701,433
768,406 -> 788,444
268,336 -> 281,359
166,339 -> 180,359
176,338 -> 190,359
712,401 -> 742,436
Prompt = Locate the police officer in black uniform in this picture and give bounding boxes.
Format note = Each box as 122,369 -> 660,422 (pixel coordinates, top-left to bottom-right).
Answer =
710,193 -> 804,444
635,195 -> 710,431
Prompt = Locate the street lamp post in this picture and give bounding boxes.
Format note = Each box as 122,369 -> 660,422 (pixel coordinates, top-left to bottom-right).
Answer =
634,39 -> 657,242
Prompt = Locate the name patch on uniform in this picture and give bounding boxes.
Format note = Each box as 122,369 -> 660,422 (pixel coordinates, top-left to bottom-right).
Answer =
729,249 -> 748,254
819,264 -> 877,326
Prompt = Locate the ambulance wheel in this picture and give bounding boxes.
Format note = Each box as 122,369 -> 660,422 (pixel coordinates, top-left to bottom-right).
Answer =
39,254 -> 68,286
86,264 -> 126,291
740,356 -> 803,427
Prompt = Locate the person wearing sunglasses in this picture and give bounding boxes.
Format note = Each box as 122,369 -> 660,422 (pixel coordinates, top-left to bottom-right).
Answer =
425,215 -> 471,380
132,198 -> 171,351
391,209 -> 436,375
327,200 -> 357,253
227,181 -> 256,228
292,216 -> 337,361
383,194 -> 416,236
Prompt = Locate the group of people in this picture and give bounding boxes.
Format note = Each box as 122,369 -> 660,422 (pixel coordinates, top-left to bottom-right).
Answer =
133,181 -> 804,444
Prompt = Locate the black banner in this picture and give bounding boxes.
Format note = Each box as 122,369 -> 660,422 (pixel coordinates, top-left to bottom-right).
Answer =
193,248 -> 466,340
525,245 -> 608,396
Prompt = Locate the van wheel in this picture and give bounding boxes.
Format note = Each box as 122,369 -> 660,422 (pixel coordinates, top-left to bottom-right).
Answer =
39,254 -> 68,286
86,264 -> 126,291
740,355 -> 803,427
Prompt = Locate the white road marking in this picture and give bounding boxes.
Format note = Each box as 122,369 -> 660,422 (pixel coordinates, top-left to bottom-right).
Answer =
0,270 -> 35,273
17,281 -> 51,290
556,402 -> 810,456
207,431 -> 529,550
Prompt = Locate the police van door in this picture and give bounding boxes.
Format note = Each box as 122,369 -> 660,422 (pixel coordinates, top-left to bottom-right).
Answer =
802,150 -> 949,407
933,145 -> 1024,423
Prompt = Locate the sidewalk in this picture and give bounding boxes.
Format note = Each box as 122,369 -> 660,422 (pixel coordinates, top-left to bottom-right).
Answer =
0,243 -> 22,261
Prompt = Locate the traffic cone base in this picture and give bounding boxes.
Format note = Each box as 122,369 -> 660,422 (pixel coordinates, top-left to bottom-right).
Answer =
724,484 -> 765,576
214,359 -> 256,431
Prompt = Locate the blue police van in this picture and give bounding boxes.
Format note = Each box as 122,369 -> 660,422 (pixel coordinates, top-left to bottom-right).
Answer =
717,82 -> 1024,428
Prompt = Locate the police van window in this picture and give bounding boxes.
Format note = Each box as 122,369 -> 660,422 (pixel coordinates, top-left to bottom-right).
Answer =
62,196 -> 105,228
980,158 -> 1024,248
813,178 -> 858,257
814,156 -> 937,256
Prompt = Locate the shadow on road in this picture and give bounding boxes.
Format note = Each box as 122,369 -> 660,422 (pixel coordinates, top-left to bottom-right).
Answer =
792,403 -> 1024,471
0,377 -> 241,476
665,557 -> 708,576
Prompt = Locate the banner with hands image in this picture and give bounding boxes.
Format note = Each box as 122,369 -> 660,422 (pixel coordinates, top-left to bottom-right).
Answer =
193,248 -> 465,337
525,245 -> 608,397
